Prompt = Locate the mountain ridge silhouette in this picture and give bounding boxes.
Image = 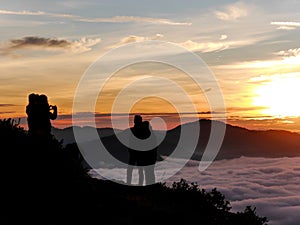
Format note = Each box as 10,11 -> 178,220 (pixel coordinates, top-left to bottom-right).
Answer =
52,119 -> 300,166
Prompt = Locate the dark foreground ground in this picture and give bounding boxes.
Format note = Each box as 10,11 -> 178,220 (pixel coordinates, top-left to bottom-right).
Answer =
2,119 -> 268,225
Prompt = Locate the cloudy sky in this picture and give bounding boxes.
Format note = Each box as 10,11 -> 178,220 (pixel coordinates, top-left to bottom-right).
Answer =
0,0 -> 300,131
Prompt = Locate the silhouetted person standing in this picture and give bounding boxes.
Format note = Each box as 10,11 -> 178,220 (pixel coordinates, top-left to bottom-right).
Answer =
127,115 -> 157,185
127,115 -> 144,185
26,93 -> 39,136
26,93 -> 57,138
141,121 -> 157,185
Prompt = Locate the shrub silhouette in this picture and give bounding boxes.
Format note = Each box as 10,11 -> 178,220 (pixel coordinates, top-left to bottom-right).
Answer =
2,118 -> 91,224
1,118 -> 268,225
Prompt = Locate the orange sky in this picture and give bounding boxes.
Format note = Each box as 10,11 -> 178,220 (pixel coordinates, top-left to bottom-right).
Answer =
0,1 -> 300,132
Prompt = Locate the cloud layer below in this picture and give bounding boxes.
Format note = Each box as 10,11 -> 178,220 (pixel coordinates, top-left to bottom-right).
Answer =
91,156 -> 300,225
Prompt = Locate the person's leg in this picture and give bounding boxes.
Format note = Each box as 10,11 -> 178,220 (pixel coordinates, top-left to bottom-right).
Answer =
138,167 -> 144,186
145,165 -> 155,185
127,150 -> 137,185
127,165 -> 133,185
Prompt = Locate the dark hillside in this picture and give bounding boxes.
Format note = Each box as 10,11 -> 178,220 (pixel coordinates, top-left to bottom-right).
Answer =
1,118 -> 268,225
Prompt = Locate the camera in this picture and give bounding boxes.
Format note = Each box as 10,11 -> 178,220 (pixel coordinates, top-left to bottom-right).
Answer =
49,105 -> 56,110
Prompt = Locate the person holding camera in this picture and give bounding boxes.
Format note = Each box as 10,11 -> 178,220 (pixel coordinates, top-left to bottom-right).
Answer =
26,93 -> 57,137
39,94 -> 57,135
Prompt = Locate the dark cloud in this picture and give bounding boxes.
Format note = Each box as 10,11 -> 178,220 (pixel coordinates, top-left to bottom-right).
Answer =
0,111 -> 16,114
226,106 -> 268,112
9,36 -> 70,50
0,104 -> 16,107
61,112 -> 224,119
3,36 -> 101,55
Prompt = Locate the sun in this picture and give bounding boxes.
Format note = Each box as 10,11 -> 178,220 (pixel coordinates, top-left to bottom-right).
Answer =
253,74 -> 300,117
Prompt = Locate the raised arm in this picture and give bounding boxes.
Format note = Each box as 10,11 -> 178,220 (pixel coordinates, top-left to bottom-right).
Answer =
49,105 -> 57,120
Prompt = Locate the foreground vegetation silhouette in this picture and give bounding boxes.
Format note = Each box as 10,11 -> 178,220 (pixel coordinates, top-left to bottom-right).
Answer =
2,118 -> 268,225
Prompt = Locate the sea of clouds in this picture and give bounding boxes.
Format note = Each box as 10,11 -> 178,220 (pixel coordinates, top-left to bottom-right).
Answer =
89,156 -> 300,225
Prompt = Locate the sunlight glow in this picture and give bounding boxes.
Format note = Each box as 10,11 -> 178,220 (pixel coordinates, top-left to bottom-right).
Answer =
253,73 -> 300,117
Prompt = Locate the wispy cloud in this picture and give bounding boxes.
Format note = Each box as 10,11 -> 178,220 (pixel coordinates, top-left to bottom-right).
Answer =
179,40 -> 228,52
219,34 -> 228,41
108,35 -> 260,53
277,26 -> 296,30
250,72 -> 300,82
217,48 -> 300,69
178,39 -> 256,53
0,9 -> 77,18
0,9 -> 191,26
79,16 -> 192,26
109,34 -> 164,48
3,36 -> 101,55
271,21 -> 300,30
215,2 -> 248,21
275,48 -> 300,58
